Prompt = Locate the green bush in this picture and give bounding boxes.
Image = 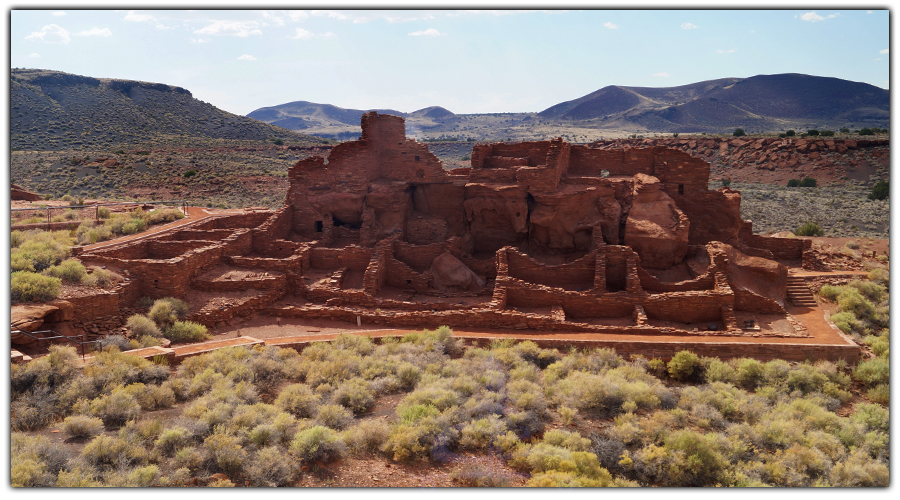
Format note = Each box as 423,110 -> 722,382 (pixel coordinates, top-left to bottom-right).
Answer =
332,378 -> 375,414
799,177 -> 817,187
97,207 -> 111,219
858,128 -> 875,136
204,428 -> 247,476
820,130 -> 834,137
866,384 -> 889,405
806,129 -> 819,136
733,128 -> 746,137
868,180 -> 888,201
10,230 -> 73,272
667,351 -> 702,381
43,258 -> 87,283
145,208 -> 185,225
85,387 -> 142,425
127,314 -> 161,337
341,419 -> 391,455
787,179 -> 801,187
11,271 -> 61,302
853,358 -> 889,387
795,222 -> 824,237
314,403 -> 354,430
785,130 -> 796,137
246,446 -> 297,486
81,434 -> 148,470
274,383 -> 321,418
290,425 -> 345,464
164,321 -> 210,343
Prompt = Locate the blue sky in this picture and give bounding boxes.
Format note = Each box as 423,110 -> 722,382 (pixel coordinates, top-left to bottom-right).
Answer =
9,3 -> 891,116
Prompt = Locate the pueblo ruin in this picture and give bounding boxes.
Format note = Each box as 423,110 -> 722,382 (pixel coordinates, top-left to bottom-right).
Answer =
70,112 -> 859,361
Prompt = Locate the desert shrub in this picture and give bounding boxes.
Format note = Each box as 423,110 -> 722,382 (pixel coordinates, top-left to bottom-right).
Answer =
850,403 -> 889,433
732,128 -> 745,137
145,208 -> 185,225
121,218 -> 147,235
459,415 -> 508,450
11,433 -> 70,486
799,177 -> 816,187
229,403 -> 281,431
667,350 -> 703,381
75,221 -> 113,245
148,297 -> 189,325
384,408 -> 458,462
154,427 -> 192,456
866,384 -> 889,405
511,442 -> 615,486
61,415 -> 105,438
733,358 -> 765,389
451,465 -> 511,487
314,403 -> 354,430
787,179 -> 801,187
848,279 -> 885,303
83,267 -> 118,287
204,427 -> 247,476
164,321 -> 210,343
11,230 -> 73,272
836,288 -> 876,319
852,358 -> 889,387
820,130 -> 834,137
127,314 -> 161,337
396,362 -> 422,389
868,180 -> 888,200
795,221 -> 823,236
11,271 -> 61,302
703,357 -> 736,384
85,387 -> 142,425
102,464 -> 159,487
332,377 -> 375,414
11,386 -> 65,431
818,284 -> 843,302
54,465 -> 102,487
98,335 -> 132,352
10,457 -> 50,487
43,258 -> 87,282
246,446 -> 297,486
829,311 -> 862,335
829,449 -> 889,486
97,206 -> 111,218
81,434 -> 148,470
290,425 -> 346,463
341,419 -> 391,455
275,383 -> 321,418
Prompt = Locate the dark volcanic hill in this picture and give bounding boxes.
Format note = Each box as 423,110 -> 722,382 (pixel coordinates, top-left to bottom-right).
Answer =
247,101 -> 458,138
10,68 -> 323,151
539,73 -> 889,132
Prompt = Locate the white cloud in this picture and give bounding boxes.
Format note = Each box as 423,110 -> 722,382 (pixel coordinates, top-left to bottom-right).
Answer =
800,12 -> 839,22
75,27 -> 112,37
290,28 -> 314,39
652,72 -> 670,77
321,32 -> 336,39
603,22 -> 617,29
25,24 -> 70,44
194,20 -> 262,37
52,11 -> 66,17
29,53 -> 40,58
716,49 -> 737,54
288,11 -> 308,22
156,24 -> 174,30
238,54 -> 256,61
880,48 -> 888,54
867,11 -> 873,14
681,22 -> 698,29
124,10 -> 155,22
190,38 -> 210,44
409,28 -> 442,36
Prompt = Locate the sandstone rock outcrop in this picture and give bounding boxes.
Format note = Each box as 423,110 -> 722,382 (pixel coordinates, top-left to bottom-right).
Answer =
624,174 -> 689,268
432,252 -> 485,292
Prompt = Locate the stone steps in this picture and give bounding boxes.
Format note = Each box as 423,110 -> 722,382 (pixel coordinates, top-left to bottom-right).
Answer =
786,276 -> 817,307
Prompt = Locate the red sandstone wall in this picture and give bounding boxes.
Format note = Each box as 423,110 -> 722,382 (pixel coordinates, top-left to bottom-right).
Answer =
739,222 -> 811,260
309,246 -> 372,270
504,248 -> 595,288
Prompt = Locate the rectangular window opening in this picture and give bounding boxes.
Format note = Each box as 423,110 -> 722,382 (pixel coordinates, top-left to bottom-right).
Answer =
678,184 -> 684,195
315,221 -> 323,232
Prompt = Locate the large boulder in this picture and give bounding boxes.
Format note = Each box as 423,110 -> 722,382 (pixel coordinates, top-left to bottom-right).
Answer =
431,252 -> 485,292
624,174 -> 690,268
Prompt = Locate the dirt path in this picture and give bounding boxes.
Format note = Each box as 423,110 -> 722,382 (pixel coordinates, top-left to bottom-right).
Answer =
79,206 -> 238,252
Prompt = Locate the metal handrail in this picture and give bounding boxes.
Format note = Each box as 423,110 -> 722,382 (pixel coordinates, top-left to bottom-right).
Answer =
11,327 -> 102,361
